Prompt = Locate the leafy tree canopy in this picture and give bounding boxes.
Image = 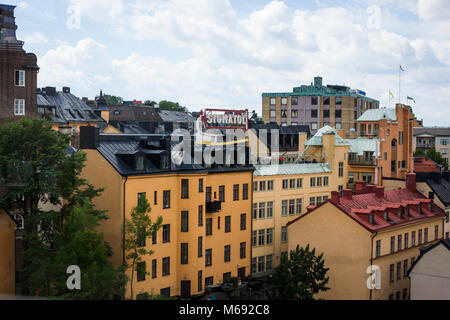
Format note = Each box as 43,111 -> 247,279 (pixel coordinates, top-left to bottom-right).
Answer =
103,94 -> 124,106
158,100 -> 188,113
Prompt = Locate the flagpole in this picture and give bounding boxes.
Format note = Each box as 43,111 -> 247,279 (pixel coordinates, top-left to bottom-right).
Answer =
399,66 -> 401,105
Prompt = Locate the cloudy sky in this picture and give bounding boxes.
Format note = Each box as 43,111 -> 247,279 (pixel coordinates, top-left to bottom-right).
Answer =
8,0 -> 450,125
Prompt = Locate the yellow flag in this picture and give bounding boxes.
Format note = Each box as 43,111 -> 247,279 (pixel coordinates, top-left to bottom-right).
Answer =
389,90 -> 394,99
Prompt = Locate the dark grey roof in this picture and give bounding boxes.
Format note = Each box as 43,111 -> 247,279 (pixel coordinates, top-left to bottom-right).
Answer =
158,109 -> 195,123
414,127 -> 450,137
407,239 -> 450,276
250,123 -> 311,136
37,91 -> 104,124
427,178 -> 450,206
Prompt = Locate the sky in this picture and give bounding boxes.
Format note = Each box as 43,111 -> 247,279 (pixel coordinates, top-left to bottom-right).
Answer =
6,0 -> 450,125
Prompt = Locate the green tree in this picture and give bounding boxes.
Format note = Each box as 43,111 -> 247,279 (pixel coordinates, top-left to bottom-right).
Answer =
413,148 -> 425,156
24,202 -> 127,299
268,244 -> 330,300
158,100 -> 188,113
103,94 -> 124,106
124,196 -> 162,300
426,148 -> 448,170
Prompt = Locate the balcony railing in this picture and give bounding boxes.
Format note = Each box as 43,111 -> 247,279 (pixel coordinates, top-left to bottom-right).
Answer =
206,201 -> 221,213
416,142 -> 435,148
348,158 -> 377,166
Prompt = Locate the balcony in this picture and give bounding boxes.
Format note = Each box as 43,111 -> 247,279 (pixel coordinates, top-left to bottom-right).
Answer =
416,142 -> 435,148
206,201 -> 221,213
348,158 -> 377,166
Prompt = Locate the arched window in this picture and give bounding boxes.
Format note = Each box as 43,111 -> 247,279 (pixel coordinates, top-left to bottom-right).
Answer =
391,139 -> 397,147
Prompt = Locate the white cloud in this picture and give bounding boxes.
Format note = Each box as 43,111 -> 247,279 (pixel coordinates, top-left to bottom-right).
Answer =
23,32 -> 49,45
417,0 -> 450,20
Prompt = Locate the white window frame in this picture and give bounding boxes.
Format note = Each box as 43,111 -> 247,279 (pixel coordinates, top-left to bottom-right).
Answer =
15,70 -> 25,87
270,98 -> 276,105
14,99 -> 25,115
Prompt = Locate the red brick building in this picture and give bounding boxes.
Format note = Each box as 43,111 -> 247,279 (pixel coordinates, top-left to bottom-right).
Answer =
0,4 -> 39,122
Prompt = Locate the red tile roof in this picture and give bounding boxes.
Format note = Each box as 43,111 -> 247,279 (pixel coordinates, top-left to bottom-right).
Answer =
288,175 -> 446,233
414,156 -> 441,173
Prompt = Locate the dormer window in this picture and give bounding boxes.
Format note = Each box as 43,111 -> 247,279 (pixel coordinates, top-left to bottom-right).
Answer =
428,203 -> 432,211
135,154 -> 145,171
368,214 -> 374,224
404,207 -> 409,216
417,205 -> 421,214
398,208 -> 402,218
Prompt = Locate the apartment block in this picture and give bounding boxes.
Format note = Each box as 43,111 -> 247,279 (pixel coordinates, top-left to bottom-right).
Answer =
413,127 -> 450,165
262,76 -> 379,134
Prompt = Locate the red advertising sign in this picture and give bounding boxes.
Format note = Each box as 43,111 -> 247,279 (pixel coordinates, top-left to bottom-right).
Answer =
199,109 -> 249,130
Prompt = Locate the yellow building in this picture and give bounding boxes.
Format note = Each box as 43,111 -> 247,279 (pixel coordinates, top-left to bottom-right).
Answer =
79,127 -> 253,299
0,212 -> 15,296
252,126 -> 348,274
287,173 -> 446,300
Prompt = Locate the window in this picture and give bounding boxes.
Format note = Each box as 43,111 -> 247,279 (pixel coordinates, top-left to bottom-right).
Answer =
281,98 -> 287,105
398,235 -> 402,251
310,177 -> 316,187
259,202 -> 266,219
14,99 -> 25,115
224,245 -> 231,262
412,231 -> 416,246
446,232 -> 449,239
399,132 -> 403,145
389,264 -> 394,282
336,97 -> 342,105
396,291 -> 400,300
311,97 -> 318,105
181,179 -> 189,199
162,257 -> 170,276
317,177 -> 323,187
338,162 -> 344,177
282,179 -> 288,189
266,228 -> 273,245
389,294 -> 394,300
218,216 -> 220,230
181,243 -> 188,264
162,224 -> 170,243
291,110 -> 298,118
137,262 -> 146,281
253,181 -> 258,192
258,256 -> 265,273
335,123 -> 341,130
312,123 -> 318,130
289,199 -> 295,216
243,184 -> 248,200
240,242 -> 246,259
151,229 -> 157,245
281,110 -> 287,118
267,202 -> 273,218
199,178 -> 204,193
137,227 -> 146,247
223,272 -> 231,284
205,276 -> 214,287
219,185 -> 225,202
198,237 -> 203,257
290,179 -> 295,189
311,109 -> 318,118
198,205 -> 203,226
225,216 -> 231,233
137,192 -> 146,205
252,231 -> 257,247
206,187 -> 212,202
152,259 -> 157,278
292,97 -> 298,105
296,199 -> 302,215
323,97 -> 330,105
252,203 -> 258,220
390,236 -> 395,253
206,218 -> 212,236
424,228 -> 428,242
335,109 -> 342,118
403,260 -> 408,279
266,255 -> 273,271
323,109 -> 330,118
282,200 -> 288,216
154,191 -> 157,205
397,262 -> 401,280
316,196 -> 322,205
270,110 -> 276,118
251,258 -> 257,273
419,229 -> 423,244
404,233 -> 408,249
15,70 -> 25,86
205,249 -> 212,266
258,229 -> 265,246
181,211 -> 189,232
268,180 -> 274,191
270,98 -> 276,105
198,271 -> 203,292
375,240 -> 381,257
232,184 -> 239,201
281,226 -> 287,243
163,190 -> 170,208
259,181 -> 266,192
435,225 -> 439,240
297,178 -> 303,188
240,214 -> 246,230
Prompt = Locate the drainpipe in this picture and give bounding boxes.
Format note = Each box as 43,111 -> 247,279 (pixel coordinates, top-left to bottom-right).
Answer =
123,176 -> 128,264
369,231 -> 378,301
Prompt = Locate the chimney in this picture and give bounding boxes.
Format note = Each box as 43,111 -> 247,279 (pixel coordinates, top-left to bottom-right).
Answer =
63,87 -> 70,93
375,186 -> 385,198
355,181 -> 366,194
367,185 -> 377,194
343,189 -> 353,200
406,172 -> 416,192
79,126 -> 99,149
331,191 -> 340,204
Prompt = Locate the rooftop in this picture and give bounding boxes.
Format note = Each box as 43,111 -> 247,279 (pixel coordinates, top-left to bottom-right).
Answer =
254,162 -> 331,176
414,156 -> 442,173
413,127 -> 450,137
357,108 -> 397,122
344,138 -> 380,156
304,125 -> 349,146
157,109 -> 195,123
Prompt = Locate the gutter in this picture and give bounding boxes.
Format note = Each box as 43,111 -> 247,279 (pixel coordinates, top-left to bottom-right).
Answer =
123,175 -> 128,264
369,231 -> 378,301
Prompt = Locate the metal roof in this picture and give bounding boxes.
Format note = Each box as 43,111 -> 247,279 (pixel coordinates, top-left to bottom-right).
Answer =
344,138 -> 380,156
158,110 -> 195,123
254,162 -> 331,176
357,108 -> 397,122
305,125 -> 349,146
413,127 -> 450,137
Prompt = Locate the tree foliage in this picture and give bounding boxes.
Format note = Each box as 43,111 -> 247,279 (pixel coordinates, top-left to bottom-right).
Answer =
425,148 -> 448,170
103,94 -> 124,106
158,100 -> 188,113
124,196 -> 162,300
268,244 -> 330,300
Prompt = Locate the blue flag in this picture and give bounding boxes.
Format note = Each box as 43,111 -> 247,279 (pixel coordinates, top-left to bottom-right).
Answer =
407,96 -> 415,103
400,65 -> 405,72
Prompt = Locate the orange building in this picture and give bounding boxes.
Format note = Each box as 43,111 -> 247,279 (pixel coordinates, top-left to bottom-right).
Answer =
357,104 -> 421,181
287,173 -> 446,300
79,127 -> 253,299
